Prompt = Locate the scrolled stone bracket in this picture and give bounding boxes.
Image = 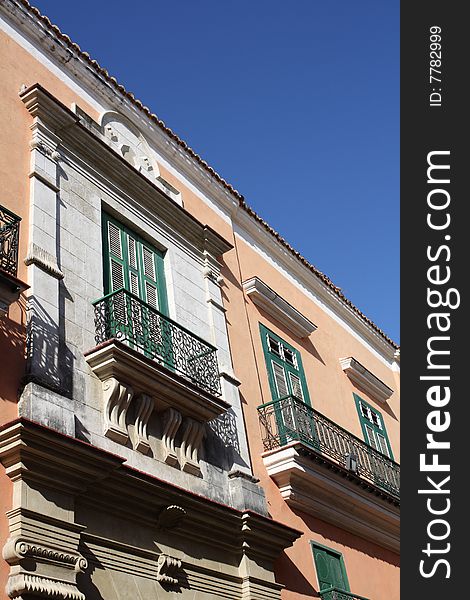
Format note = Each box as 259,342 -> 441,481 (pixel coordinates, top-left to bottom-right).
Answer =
180,417 -> 205,476
2,537 -> 87,573
102,377 -> 133,444
161,407 -> 182,466
132,393 -> 153,454
156,554 -> 182,586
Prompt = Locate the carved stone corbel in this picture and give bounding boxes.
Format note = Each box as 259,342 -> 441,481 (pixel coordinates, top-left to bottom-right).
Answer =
102,377 -> 133,444
180,418 -> 205,476
2,536 -> 87,600
156,554 -> 182,586
157,505 -> 186,530
132,394 -> 153,454
161,407 -> 182,466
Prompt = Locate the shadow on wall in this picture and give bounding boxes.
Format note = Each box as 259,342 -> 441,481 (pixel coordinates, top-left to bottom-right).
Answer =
206,408 -> 250,472
25,294 -> 75,397
274,551 -> 318,597
0,295 -> 27,404
292,506 -> 401,566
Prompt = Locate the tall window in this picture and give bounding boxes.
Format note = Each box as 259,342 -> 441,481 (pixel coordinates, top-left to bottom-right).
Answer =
260,324 -> 310,405
102,213 -> 168,314
311,542 -> 350,593
354,394 -> 394,459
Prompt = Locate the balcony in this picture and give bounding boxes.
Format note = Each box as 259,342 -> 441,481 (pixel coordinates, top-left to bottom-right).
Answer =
85,288 -> 229,471
0,205 -> 27,313
320,587 -> 370,600
258,396 -> 400,552
258,395 -> 400,498
93,288 -> 221,397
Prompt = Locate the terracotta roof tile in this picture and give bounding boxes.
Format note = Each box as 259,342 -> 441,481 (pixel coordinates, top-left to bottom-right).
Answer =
15,0 -> 399,350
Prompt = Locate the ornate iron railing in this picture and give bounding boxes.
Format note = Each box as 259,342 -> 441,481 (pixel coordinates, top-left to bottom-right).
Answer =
92,288 -> 221,396
258,395 -> 400,498
320,586 -> 371,600
0,205 -> 21,277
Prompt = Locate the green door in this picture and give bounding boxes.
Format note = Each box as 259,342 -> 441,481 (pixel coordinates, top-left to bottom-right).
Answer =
102,213 -> 169,361
260,324 -> 316,446
311,543 -> 350,593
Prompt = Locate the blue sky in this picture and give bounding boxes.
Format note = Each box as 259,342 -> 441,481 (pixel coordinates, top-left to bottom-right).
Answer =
34,0 -> 399,342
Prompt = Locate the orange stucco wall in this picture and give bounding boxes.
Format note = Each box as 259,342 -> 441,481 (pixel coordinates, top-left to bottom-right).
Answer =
0,19 -> 399,600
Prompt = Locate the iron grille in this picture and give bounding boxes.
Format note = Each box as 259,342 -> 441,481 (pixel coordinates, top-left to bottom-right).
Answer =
0,205 -> 21,277
92,288 -> 221,396
320,587 -> 371,600
258,395 -> 400,498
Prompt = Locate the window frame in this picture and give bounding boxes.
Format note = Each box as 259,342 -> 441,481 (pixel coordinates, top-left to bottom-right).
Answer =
353,393 -> 394,459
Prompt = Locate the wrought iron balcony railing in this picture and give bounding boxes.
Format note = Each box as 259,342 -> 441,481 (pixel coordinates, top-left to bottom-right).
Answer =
0,205 -> 21,277
258,395 -> 400,498
92,288 -> 221,397
320,586 -> 371,600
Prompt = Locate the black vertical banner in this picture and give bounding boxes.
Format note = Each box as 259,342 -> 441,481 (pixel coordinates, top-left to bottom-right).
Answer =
401,2 -> 467,598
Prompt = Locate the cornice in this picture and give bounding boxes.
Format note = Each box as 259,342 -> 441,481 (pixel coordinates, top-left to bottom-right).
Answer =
0,418 -> 301,561
340,357 -> 394,403
243,276 -> 317,338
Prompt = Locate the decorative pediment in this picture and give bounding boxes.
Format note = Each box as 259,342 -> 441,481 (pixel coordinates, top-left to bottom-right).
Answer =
340,357 -> 394,403
243,277 -> 317,338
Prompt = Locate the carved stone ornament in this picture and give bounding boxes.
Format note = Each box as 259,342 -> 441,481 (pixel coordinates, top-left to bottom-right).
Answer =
102,377 -> 133,444
157,505 -> 186,530
161,407 -> 182,466
156,554 -> 182,586
180,418 -> 205,476
2,536 -> 87,600
2,537 -> 87,573
6,574 -> 86,600
132,393 -> 153,454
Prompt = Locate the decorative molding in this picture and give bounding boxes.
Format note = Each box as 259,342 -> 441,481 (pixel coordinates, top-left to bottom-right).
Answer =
102,377 -> 133,444
24,243 -> 64,279
3,537 -> 87,572
161,407 -> 182,467
157,505 -> 187,530
6,574 -> 85,600
242,276 -> 317,339
180,418 -> 205,476
340,357 -> 394,403
132,393 -> 153,454
156,554 -> 182,586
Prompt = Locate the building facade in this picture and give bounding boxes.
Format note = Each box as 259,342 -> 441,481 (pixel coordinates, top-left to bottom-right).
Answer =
0,2 -> 399,599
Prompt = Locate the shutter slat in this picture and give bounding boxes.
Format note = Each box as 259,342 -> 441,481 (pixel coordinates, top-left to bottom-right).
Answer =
110,260 -> 124,291
145,282 -> 158,309
365,424 -> 378,451
128,236 -> 137,269
289,373 -> 304,401
108,222 -> 122,259
272,361 -> 288,398
143,246 -> 156,279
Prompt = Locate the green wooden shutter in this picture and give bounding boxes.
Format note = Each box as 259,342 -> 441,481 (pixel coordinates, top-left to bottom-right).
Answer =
259,324 -> 311,406
354,394 -> 394,459
311,543 -> 350,592
102,213 -> 168,314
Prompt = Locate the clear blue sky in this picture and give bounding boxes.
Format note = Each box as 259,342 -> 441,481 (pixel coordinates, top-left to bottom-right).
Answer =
34,0 -> 399,343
